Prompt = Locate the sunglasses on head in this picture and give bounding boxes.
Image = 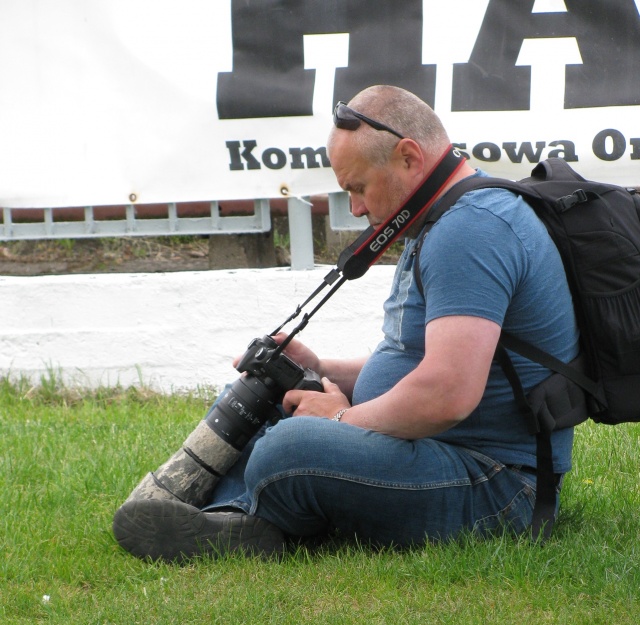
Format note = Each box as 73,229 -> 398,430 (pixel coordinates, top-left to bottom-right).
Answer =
333,101 -> 405,140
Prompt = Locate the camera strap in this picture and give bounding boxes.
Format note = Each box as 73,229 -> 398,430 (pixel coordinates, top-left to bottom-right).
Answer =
271,145 -> 466,351
332,144 -> 466,281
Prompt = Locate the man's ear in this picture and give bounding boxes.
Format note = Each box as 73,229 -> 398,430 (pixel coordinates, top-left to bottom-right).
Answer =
396,138 -> 426,179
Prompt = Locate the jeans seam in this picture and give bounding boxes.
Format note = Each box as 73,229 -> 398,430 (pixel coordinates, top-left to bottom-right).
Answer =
247,469 -> 488,516
461,447 -> 504,479
257,468 -> 483,490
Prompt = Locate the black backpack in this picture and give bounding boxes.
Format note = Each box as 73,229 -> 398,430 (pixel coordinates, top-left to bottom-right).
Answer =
414,158 -> 640,539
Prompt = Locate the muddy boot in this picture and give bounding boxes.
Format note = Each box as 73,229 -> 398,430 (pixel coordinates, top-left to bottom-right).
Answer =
113,499 -> 287,562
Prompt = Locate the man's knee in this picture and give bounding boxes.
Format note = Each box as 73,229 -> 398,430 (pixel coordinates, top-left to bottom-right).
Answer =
244,417 -> 332,485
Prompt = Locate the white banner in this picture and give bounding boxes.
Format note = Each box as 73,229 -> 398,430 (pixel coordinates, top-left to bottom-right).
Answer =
0,0 -> 639,208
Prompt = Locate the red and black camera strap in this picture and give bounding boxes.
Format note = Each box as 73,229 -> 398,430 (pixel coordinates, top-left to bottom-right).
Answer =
271,145 -> 466,347
335,144 -> 466,281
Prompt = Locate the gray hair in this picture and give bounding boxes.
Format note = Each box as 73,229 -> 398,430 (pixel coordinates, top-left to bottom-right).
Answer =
328,85 -> 450,166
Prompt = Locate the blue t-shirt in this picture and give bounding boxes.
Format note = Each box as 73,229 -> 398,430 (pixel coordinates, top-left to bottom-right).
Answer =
352,172 -> 579,473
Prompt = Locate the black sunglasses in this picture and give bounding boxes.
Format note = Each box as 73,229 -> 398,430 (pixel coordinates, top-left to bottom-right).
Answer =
333,101 -> 405,140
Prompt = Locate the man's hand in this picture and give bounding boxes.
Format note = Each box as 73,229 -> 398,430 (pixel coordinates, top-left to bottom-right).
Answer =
233,332 -> 366,402
283,377 -> 351,419
271,332 -> 322,373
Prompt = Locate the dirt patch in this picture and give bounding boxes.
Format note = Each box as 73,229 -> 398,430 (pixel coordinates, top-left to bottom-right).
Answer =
0,219 -> 403,277
0,237 -> 213,276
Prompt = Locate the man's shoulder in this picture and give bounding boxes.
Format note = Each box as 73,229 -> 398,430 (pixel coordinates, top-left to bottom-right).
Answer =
427,174 -> 550,264
454,171 -> 525,210
437,170 -> 536,231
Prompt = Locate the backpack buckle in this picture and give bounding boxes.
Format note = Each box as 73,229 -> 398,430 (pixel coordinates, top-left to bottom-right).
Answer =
557,189 -> 588,211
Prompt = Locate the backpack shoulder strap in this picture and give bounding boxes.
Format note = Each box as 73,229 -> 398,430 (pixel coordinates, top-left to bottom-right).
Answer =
412,174 -> 539,293
500,332 -> 603,403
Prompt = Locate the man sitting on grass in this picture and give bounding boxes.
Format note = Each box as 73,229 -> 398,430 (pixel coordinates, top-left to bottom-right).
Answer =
113,85 -> 578,562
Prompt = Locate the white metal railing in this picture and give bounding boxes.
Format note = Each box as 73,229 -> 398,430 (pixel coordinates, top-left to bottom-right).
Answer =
1,200 -> 271,240
0,193 -> 365,270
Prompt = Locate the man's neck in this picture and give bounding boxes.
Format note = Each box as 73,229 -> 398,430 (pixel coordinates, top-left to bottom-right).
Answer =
403,161 -> 477,239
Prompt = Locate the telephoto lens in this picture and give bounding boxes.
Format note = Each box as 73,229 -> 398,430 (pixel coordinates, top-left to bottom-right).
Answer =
123,335 -> 322,508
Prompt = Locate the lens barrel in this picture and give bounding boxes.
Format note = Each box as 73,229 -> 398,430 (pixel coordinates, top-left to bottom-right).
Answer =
123,335 -> 319,508
204,374 -> 282,450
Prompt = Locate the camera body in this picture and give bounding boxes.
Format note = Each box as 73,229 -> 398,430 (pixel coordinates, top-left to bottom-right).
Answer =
205,335 -> 323,451
236,335 -> 323,395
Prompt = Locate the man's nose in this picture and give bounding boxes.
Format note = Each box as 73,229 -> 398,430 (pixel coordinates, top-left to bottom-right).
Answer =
350,196 -> 368,218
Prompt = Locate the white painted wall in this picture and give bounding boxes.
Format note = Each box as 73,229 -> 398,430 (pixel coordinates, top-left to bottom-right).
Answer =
0,266 -> 396,392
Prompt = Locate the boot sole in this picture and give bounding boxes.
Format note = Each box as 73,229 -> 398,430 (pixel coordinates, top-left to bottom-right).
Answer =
113,499 -> 286,562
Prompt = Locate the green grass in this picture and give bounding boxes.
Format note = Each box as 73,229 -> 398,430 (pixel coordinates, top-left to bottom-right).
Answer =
1,374 -> 638,624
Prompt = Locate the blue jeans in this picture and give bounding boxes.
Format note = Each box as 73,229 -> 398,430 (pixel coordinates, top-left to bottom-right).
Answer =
203,416 -> 540,546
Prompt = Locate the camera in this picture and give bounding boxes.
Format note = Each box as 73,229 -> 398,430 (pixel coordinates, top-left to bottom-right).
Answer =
139,335 -> 323,507
206,335 -> 324,450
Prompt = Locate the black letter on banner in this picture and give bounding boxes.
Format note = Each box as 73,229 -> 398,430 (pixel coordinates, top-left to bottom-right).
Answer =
452,0 -> 640,111
472,143 -> 501,162
333,1 -> 434,105
227,140 -> 261,170
262,148 -> 288,169
289,147 -> 330,170
592,129 -> 627,162
217,0 -> 435,119
563,0 -> 640,108
631,138 -> 640,161
547,140 -> 578,162
502,142 -> 546,164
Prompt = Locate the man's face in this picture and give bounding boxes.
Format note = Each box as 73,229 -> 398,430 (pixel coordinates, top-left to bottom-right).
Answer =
329,132 -> 416,228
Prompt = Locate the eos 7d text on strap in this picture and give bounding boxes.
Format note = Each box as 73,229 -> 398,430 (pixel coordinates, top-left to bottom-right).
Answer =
335,145 -> 466,280
270,145 -> 467,353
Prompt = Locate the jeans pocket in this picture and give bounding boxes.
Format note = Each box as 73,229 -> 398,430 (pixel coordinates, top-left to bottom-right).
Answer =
472,477 -> 536,537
